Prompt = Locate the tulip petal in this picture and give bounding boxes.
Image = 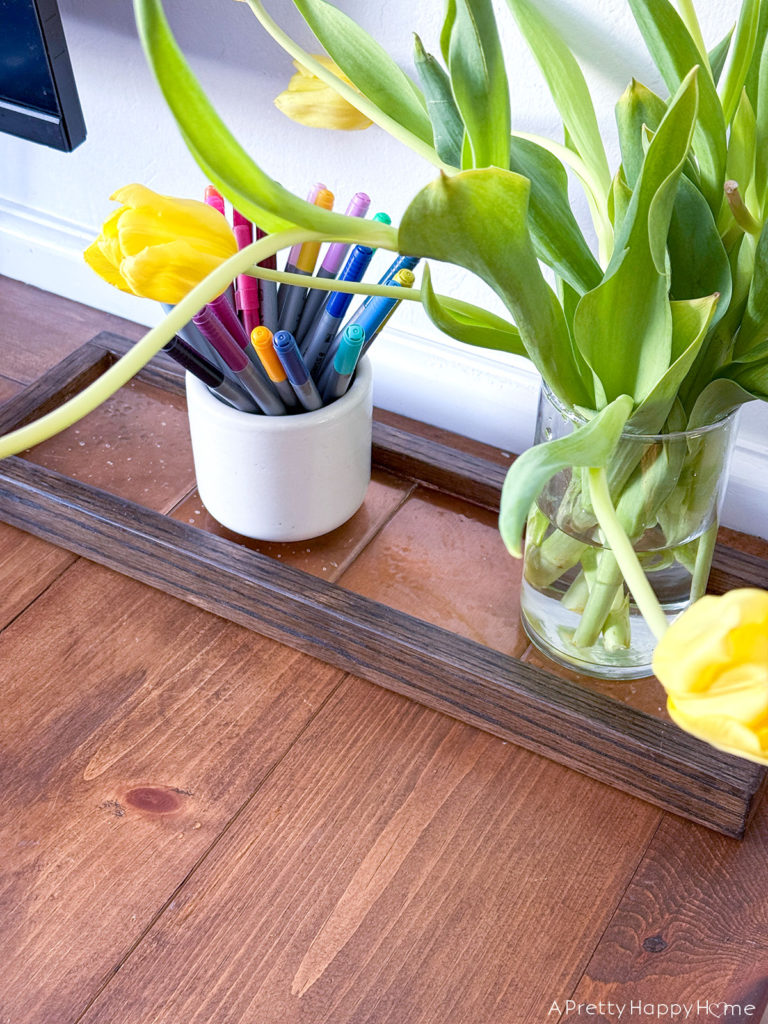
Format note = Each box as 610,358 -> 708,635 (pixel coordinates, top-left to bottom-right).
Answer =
654,588 -> 768,765
84,183 -> 239,300
667,702 -> 767,761
275,56 -> 372,131
120,239 -> 226,303
83,240 -> 134,293
653,591 -> 768,695
672,663 -> 768,723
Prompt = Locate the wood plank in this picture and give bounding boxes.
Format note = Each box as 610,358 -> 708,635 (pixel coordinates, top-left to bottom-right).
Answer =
0,558 -> 346,1024
0,277 -> 146,384
78,677 -> 662,1024
560,797 -> 768,1021
0,455 -> 762,837
0,520 -> 76,629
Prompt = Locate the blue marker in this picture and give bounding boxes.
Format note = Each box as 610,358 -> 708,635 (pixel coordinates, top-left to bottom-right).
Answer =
318,267 -> 416,377
272,330 -> 323,412
319,323 -> 366,402
295,194 -> 376,344
301,243 -> 375,375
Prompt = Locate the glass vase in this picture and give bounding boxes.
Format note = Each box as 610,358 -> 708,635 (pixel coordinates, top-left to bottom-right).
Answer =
520,384 -> 739,680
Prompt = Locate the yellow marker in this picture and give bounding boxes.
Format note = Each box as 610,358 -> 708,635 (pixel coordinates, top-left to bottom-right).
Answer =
250,326 -> 300,409
278,189 -> 335,336
295,189 -> 335,273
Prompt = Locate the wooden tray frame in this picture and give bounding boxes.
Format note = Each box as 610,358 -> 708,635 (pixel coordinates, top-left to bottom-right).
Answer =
0,331 -> 765,838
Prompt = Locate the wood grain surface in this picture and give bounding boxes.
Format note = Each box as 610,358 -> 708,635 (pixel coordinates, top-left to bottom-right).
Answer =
0,557 -> 346,1024
2,276 -> 768,1024
78,678 -> 661,1024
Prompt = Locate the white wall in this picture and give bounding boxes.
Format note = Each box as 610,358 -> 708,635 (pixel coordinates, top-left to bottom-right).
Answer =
1,0 -> 766,537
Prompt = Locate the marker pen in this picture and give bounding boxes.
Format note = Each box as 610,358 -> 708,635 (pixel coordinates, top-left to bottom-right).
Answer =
204,185 -> 226,217
272,330 -> 323,412
233,208 -> 261,337
193,307 -> 286,415
161,302 -> 229,376
278,187 -> 335,335
301,242 -> 375,376
318,268 -> 416,378
161,334 -> 259,413
278,181 -> 326,318
255,225 -> 278,333
206,292 -> 252,354
203,186 -> 236,308
250,326 -> 301,411
319,323 -> 366,403
295,191 -> 372,343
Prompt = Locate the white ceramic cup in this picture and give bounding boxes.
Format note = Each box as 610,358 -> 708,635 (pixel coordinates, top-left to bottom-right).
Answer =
185,357 -> 373,541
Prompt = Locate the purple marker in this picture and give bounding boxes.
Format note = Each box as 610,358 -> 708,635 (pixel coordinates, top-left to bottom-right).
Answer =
207,293 -> 251,352
295,191 -> 371,345
193,307 -> 286,415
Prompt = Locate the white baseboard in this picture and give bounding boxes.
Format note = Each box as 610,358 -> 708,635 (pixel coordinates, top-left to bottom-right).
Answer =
2,195 -> 767,541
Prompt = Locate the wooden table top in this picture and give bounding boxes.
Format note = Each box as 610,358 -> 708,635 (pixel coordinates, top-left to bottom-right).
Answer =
1,275 -> 767,1024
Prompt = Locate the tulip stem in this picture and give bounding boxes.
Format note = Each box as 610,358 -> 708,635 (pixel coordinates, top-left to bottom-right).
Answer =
0,227 -> 347,459
245,266 -> 423,301
587,467 -> 669,641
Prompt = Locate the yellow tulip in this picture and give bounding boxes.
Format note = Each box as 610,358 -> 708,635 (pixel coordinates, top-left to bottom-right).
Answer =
84,184 -> 238,304
274,57 -> 373,131
653,589 -> 768,764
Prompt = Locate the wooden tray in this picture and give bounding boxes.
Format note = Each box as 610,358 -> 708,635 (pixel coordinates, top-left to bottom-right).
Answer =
0,331 -> 765,838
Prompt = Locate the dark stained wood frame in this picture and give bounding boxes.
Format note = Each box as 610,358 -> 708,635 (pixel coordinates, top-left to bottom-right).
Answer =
0,331 -> 765,838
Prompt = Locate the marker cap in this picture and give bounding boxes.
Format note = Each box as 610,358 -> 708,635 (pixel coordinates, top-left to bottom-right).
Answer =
251,326 -> 287,382
334,324 -> 366,375
273,330 -> 310,386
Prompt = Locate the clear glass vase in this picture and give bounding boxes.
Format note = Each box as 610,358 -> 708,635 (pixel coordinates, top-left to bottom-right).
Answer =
520,384 -> 739,680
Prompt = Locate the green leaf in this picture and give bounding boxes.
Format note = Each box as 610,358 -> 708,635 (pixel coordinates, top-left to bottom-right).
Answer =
725,88 -> 757,195
499,395 -> 634,557
753,29 -> 768,207
573,69 -> 699,404
440,0 -> 457,64
689,377 -> 757,427
610,166 -> 633,235
667,174 -> 731,326
615,79 -> 667,189
629,294 -> 720,433
734,217 -> 768,355
743,0 -> 768,106
290,0 -> 433,145
447,0 -> 511,168
728,357 -> 768,400
420,265 -> 526,356
626,0 -> 727,214
413,35 -> 464,168
508,136 -> 602,294
719,0 -> 760,126
504,0 -> 611,197
399,168 -> 594,409
133,0 -> 397,249
709,27 -> 734,87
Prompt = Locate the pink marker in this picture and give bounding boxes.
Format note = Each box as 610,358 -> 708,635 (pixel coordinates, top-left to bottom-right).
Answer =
233,208 -> 261,337
204,185 -> 236,308
204,185 -> 225,217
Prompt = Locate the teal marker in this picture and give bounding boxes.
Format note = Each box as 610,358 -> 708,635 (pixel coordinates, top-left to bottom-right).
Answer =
319,323 -> 366,402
